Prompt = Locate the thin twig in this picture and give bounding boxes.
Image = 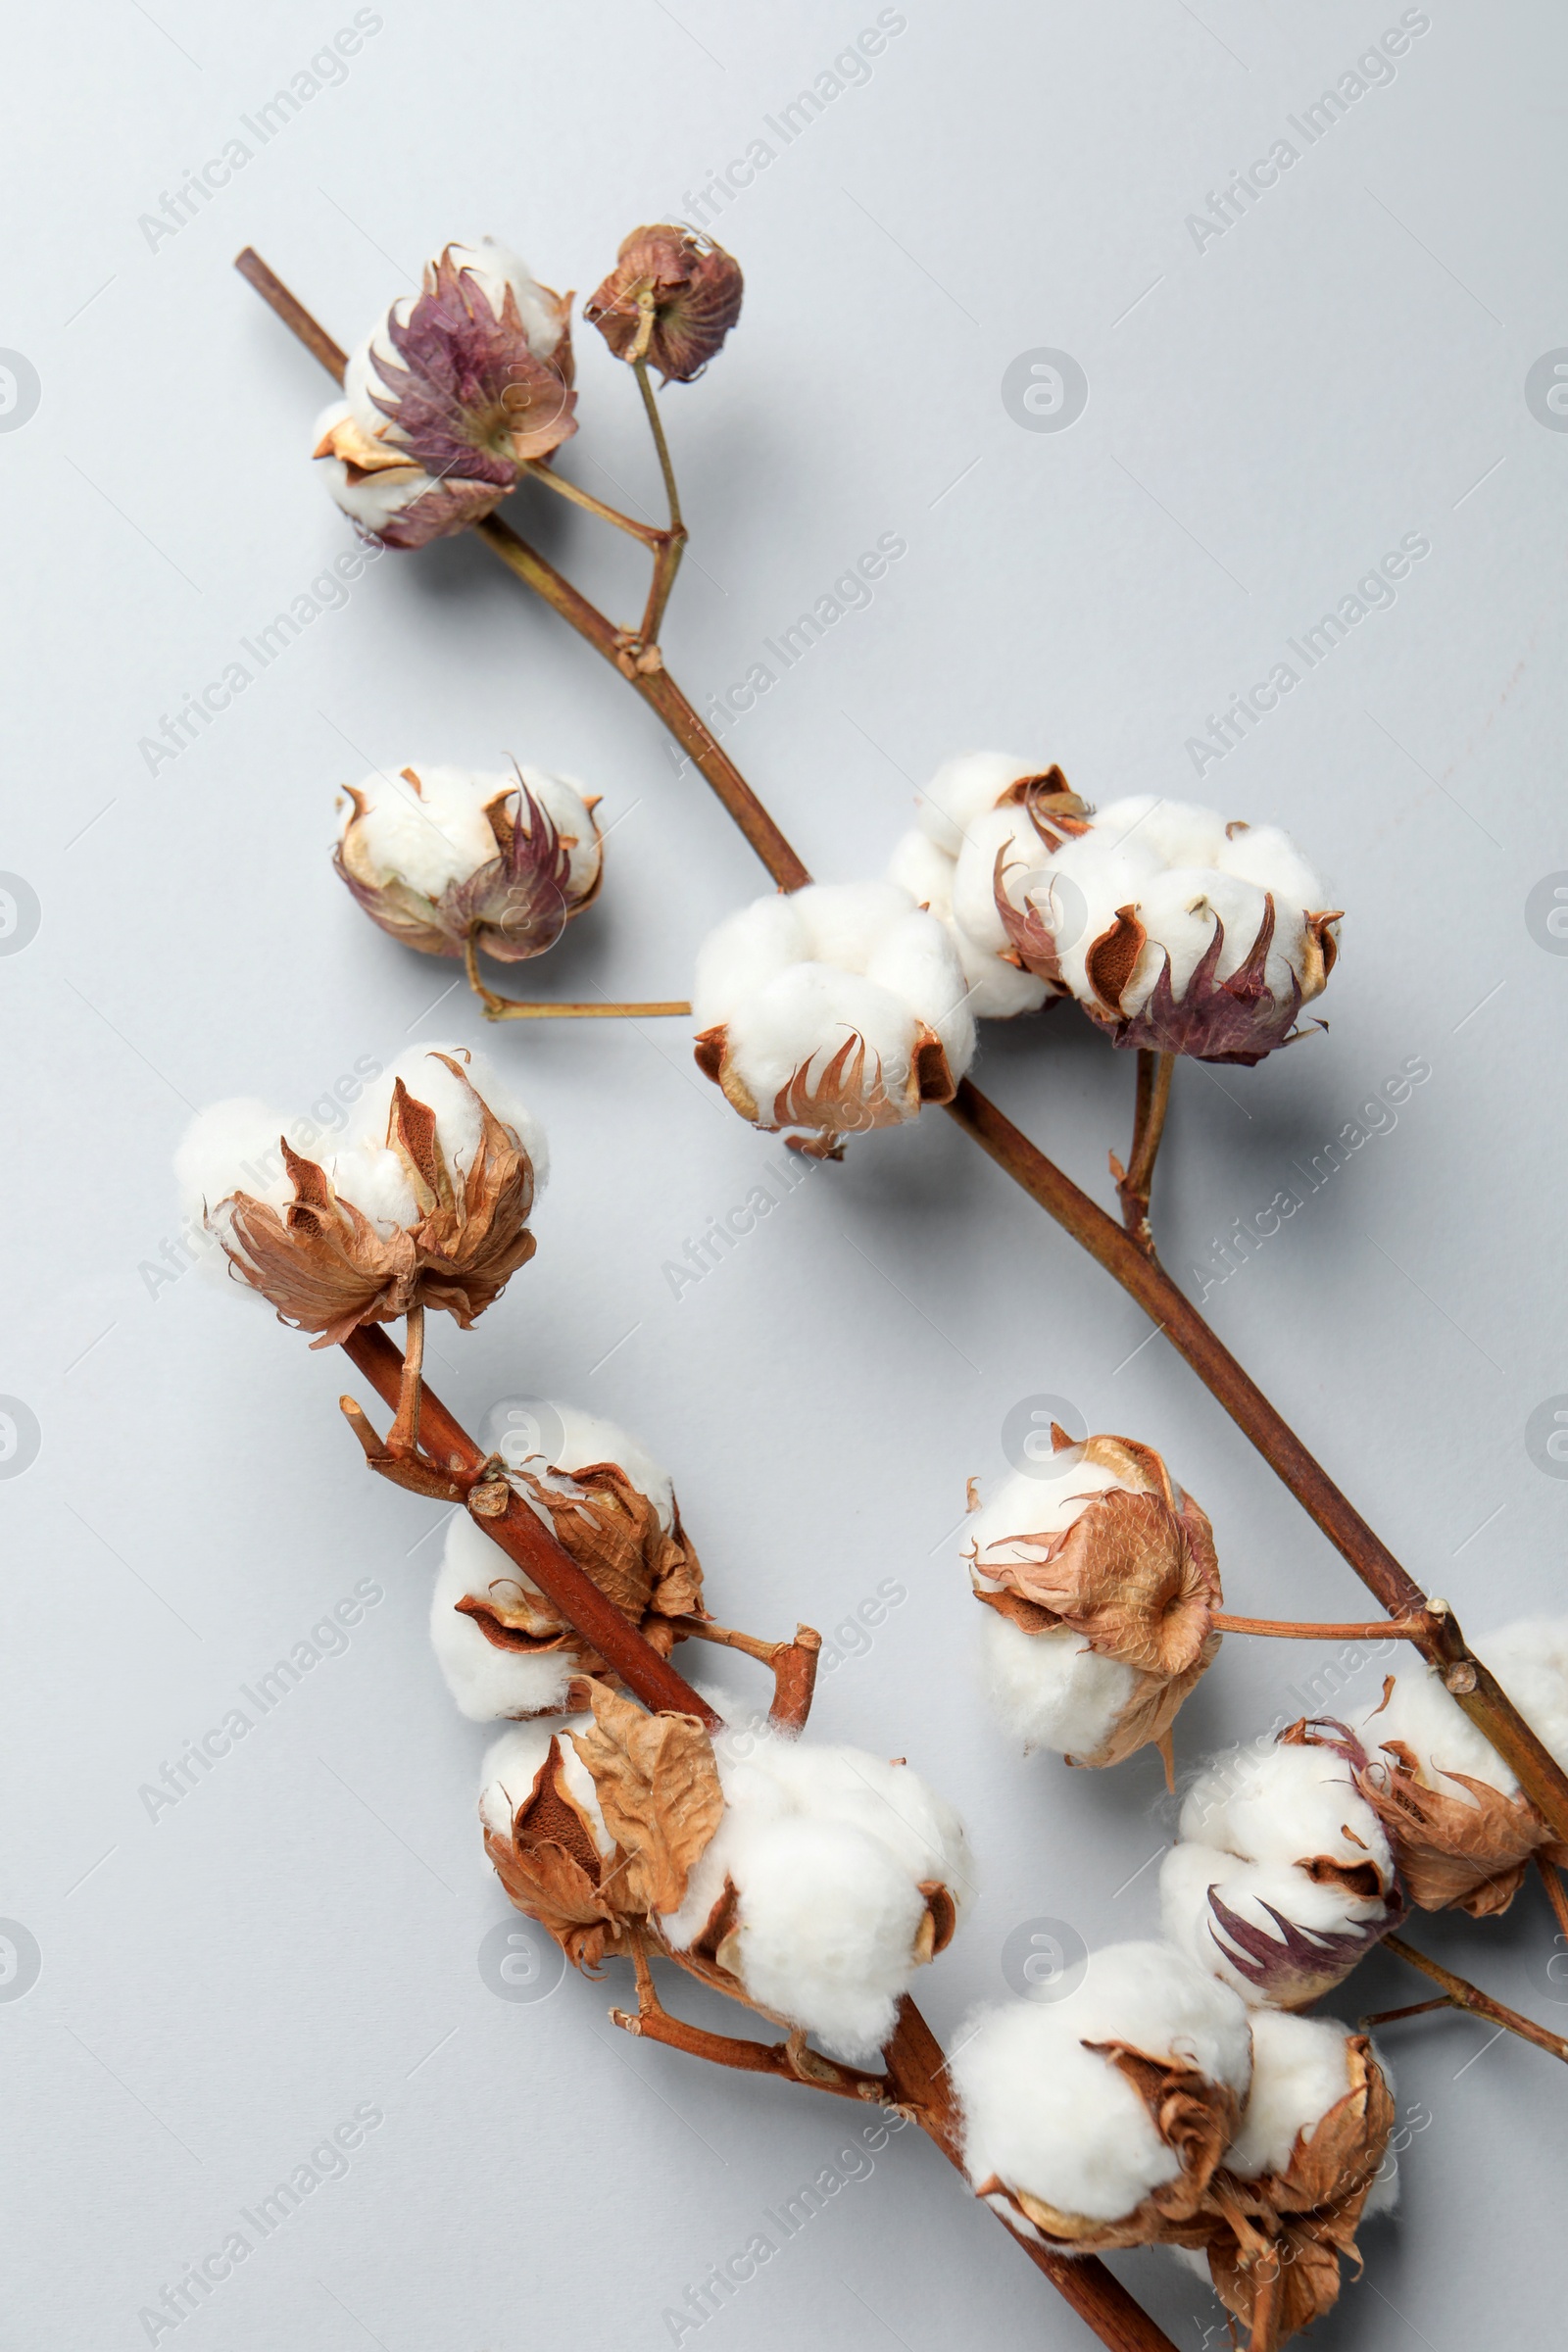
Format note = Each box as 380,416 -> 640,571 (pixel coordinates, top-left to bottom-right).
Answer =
238,249 -> 1568,1853
1212,1612 -> 1436,1643
632,353 -> 686,645
1381,1933 -> 1568,2065
1115,1049 -> 1173,1251
461,935 -> 688,1019
520,457 -> 666,548
1535,1850 -> 1568,1944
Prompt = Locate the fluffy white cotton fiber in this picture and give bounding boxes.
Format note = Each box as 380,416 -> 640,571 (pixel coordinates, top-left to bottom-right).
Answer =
344,763 -> 600,903
978,1611 -> 1137,1756
953,1942 -> 1252,2224
1223,2007 -> 1362,2179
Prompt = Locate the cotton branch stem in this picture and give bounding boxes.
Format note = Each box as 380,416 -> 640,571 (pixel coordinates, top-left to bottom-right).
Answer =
1536,1852 -> 1568,1945
631,353 -> 687,646
1114,1050 -> 1174,1252
461,935 -> 688,1021
243,247 -> 1568,1857
1210,1612 -> 1434,1643
1378,1934 -> 1568,2066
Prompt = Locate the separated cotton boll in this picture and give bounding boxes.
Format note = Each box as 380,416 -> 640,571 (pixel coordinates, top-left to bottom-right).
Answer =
176,1044 -> 544,1346
431,1401 -> 703,1719
1163,1725 -> 1401,2007
692,882 -> 975,1158
1200,2009 -> 1396,2346
1348,1662 -> 1550,1915
335,761 -> 603,960
662,1721 -> 974,2065
584,224 -> 743,382
967,1432 -> 1222,1770
993,796 -> 1341,1066
314,239 -> 576,549
953,1941 -> 1252,2248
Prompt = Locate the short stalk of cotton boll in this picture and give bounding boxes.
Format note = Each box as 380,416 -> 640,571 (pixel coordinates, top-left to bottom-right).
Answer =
692,881 -> 976,1157
335,761 -> 603,960
992,796 -> 1341,1065
431,1402 -> 701,1720
657,1719 -> 975,2065
967,1432 -> 1222,1770
953,1941 -> 1252,2247
1348,1648 -> 1557,1913
1193,2008 -> 1396,2345
1162,1726 -> 1401,2008
174,1043 -> 545,1346
314,239 -> 576,549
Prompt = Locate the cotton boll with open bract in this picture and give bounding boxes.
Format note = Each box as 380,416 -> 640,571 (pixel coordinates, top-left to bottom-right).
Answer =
1177,1738 -> 1395,1888
661,1726 -> 974,2065
693,883 -> 975,1156
1160,1841 -> 1396,2010
890,826 -> 1049,1018
432,1401 -> 685,1721
478,1717 -> 612,1852
915,751 -> 1044,858
1352,1664 -> 1520,1802
953,1941 -> 1252,2232
324,1043 -> 549,1228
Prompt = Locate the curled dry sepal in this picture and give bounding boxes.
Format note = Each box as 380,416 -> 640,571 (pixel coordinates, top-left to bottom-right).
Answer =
481,1689 -> 971,2062
432,1404 -> 704,1720
953,1945 -> 1395,2347
335,761 -> 604,961
585,223 -> 744,382
175,1046 -> 544,1346
1347,1627 -> 1568,1915
314,237 -> 576,549
1161,1723 -> 1403,2009
691,881 -> 976,1157
967,1430 -> 1222,1770
990,794 -> 1341,1066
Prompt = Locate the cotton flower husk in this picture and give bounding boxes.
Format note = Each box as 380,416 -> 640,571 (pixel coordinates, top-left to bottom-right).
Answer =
431,1404 -> 703,1720
1197,2010 -> 1396,2346
584,224 -> 743,381
335,761 -> 603,960
992,797 -> 1340,1064
1348,1665 -> 1546,1915
692,882 -> 976,1157
479,1713 -> 629,1968
954,1942 -> 1252,2247
177,1046 -> 543,1345
967,1432 -> 1222,1767
314,238 -> 575,549
1163,1725 -> 1401,2007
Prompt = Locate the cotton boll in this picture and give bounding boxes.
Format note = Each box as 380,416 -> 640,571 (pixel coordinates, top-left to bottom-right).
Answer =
691,894 -> 810,1032
888,827 -> 956,914
1225,2010 -> 1359,2178
893,825 -> 1050,1018
954,1943 -> 1252,2225
342,1043 -> 549,1194
979,1611 -> 1138,1755
952,804 -> 1051,957
1028,833 -> 1163,1003
968,1453 -> 1132,1568
1355,1664 -> 1520,1802
1480,1618 -> 1568,1774
917,752 -> 1039,858
444,236 -> 567,360
1115,870 -> 1298,1016
864,908 -> 976,1075
488,1399 -> 675,1530
174,1100 -> 295,1222
790,880 -> 914,973
479,1717 -> 610,1849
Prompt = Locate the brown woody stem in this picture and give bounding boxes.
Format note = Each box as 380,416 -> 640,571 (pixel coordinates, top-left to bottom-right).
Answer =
668,1614 -> 822,1732
1357,1996 -> 1458,2029
242,246 -> 1568,1855
462,933 -> 688,1021
385,1302 -> 424,1457
1211,1612 -> 1435,1643
1379,1934 -> 1568,2066
1116,1050 -> 1174,1252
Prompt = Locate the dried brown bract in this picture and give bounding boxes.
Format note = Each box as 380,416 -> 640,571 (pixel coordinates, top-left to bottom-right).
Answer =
586,224 -> 744,381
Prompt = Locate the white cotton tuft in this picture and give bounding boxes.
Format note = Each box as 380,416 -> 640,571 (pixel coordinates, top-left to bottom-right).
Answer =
1353,1663 -> 1519,1802
662,1727 -> 974,2065
478,1717 -> 611,1849
968,1453 -> 1134,1568
1088,796 -> 1231,870
1479,1618 -> 1568,1775
978,1610 -> 1137,1757
1214,822 -> 1328,913
953,1942 -> 1252,2223
1224,2008 -> 1358,2178
1177,1739 -> 1394,1888
917,752 -> 1039,858
864,907 -> 977,1073
890,827 -> 1048,1018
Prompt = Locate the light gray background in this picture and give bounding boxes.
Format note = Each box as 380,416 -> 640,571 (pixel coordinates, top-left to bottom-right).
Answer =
4,2 -> 1566,2346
